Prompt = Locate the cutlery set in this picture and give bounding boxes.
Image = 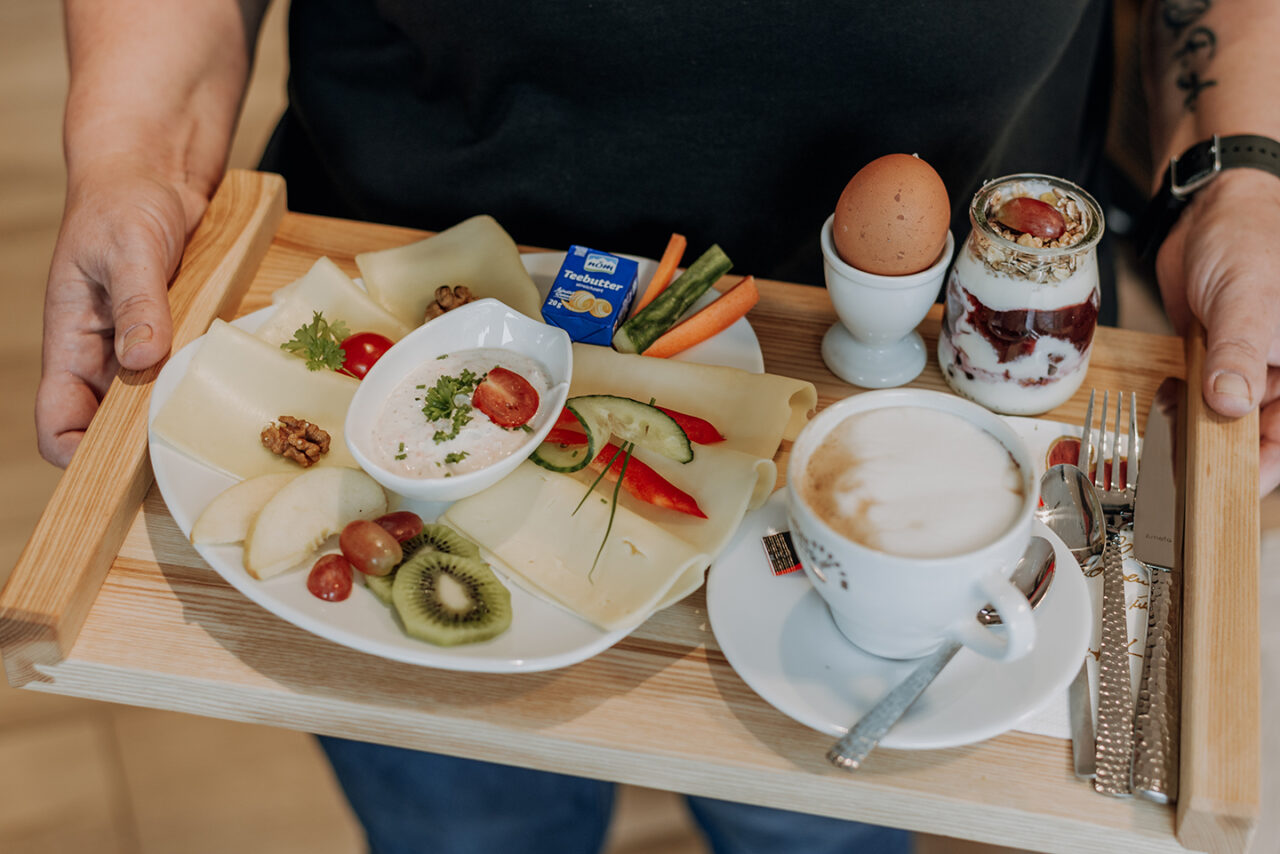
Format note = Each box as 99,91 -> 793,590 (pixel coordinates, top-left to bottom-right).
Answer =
1069,382 -> 1185,800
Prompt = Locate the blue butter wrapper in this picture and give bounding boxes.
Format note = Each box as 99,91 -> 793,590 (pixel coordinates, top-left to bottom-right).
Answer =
542,246 -> 638,346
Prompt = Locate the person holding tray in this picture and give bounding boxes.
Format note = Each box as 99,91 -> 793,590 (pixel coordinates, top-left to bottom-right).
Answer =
34,1 -> 1280,852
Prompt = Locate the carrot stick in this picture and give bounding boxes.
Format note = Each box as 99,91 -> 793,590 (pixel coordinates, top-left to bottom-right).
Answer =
641,276 -> 758,358
632,233 -> 686,314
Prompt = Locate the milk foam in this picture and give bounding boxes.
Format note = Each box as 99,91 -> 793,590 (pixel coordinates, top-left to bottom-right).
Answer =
800,407 -> 1024,558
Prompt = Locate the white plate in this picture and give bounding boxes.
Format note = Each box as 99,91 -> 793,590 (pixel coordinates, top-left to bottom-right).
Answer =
148,252 -> 765,673
707,490 -> 1092,749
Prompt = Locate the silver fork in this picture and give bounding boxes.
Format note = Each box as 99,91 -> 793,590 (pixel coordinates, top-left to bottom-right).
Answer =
1085,390 -> 1138,797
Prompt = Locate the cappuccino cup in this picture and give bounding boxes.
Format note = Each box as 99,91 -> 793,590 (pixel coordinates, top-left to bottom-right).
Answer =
787,389 -> 1038,661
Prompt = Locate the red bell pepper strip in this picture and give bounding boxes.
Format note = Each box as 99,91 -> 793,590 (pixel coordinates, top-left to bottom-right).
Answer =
656,406 -> 725,444
544,426 -> 590,446
555,407 -> 583,430
588,441 -> 706,518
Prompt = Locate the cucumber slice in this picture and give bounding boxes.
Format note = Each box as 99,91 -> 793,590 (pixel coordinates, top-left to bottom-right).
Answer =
529,439 -> 595,472
567,395 -> 693,463
613,244 -> 732,354
529,406 -> 596,473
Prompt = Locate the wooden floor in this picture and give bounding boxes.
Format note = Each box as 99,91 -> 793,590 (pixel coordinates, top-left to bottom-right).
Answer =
0,2 -> 1275,853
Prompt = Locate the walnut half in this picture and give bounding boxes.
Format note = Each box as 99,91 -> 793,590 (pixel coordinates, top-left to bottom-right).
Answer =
261,415 -> 331,467
424,285 -> 476,321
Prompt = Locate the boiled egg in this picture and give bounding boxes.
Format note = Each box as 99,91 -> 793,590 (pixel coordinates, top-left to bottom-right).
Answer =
832,153 -> 950,276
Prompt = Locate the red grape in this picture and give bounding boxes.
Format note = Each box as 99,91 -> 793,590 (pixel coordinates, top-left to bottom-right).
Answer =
308,554 -> 354,602
340,519 -> 404,576
374,511 -> 424,543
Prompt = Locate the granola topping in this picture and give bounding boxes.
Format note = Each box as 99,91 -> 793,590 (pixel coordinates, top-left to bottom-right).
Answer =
261,415 -> 331,467
969,184 -> 1092,282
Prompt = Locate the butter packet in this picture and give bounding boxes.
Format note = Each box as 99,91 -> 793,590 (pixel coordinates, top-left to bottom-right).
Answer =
541,246 -> 638,346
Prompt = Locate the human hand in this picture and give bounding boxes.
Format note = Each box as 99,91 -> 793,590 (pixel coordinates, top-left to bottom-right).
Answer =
1155,168 -> 1280,494
36,160 -> 211,467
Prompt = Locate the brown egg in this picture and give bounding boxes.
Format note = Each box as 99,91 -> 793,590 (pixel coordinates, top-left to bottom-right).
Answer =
832,153 -> 950,276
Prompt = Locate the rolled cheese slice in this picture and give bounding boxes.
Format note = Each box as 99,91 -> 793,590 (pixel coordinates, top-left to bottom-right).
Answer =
356,215 -> 543,324
151,319 -> 360,479
568,343 -> 816,459
254,256 -> 411,348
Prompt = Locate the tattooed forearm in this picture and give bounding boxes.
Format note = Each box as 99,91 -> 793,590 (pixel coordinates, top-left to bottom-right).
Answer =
1162,0 -> 1218,111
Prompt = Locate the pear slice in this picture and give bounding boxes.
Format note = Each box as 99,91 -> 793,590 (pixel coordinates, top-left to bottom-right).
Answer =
191,473 -> 299,545
244,467 -> 388,580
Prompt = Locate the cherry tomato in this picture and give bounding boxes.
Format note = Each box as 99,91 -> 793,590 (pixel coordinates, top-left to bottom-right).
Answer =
374,511 -> 424,543
340,519 -> 403,576
472,366 -> 539,427
338,332 -> 395,379
308,554 -> 354,602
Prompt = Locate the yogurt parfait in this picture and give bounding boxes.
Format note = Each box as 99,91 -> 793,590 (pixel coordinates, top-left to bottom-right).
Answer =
937,174 -> 1104,415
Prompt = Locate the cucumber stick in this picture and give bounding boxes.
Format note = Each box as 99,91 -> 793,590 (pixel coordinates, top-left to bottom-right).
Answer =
568,396 -> 693,463
613,244 -> 732,354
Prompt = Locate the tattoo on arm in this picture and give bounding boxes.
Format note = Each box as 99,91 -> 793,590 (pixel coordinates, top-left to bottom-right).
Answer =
1162,0 -> 1218,112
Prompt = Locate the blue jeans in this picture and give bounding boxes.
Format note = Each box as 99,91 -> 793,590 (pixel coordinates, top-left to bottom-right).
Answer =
319,737 -> 911,854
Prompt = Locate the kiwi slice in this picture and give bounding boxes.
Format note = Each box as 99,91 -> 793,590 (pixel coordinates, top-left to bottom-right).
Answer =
366,523 -> 482,605
364,572 -> 396,606
400,523 -> 482,561
392,551 -> 512,646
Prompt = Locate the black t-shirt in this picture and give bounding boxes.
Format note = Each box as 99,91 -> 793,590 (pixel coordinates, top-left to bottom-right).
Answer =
261,0 -> 1113,290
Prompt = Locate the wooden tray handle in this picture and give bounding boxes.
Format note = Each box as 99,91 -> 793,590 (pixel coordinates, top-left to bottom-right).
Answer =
1177,322 -> 1261,852
0,170 -> 285,684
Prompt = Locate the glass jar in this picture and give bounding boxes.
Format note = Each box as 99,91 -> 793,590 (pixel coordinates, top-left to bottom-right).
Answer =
937,173 -> 1104,415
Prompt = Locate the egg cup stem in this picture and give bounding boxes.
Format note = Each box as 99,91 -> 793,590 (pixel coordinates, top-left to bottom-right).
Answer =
821,324 -> 929,388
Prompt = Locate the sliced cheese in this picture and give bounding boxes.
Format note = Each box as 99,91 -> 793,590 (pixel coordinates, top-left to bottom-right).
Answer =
356,215 -> 543,324
151,319 -> 360,479
590,444 -> 776,555
254,256 -> 411,348
569,344 -> 816,459
443,462 -> 707,631
442,445 -> 775,631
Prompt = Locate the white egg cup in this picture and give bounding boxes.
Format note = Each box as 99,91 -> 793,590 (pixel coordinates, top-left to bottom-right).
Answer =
819,215 -> 954,389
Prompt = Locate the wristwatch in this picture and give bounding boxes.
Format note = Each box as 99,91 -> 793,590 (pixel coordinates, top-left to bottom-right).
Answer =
1137,133 -> 1280,260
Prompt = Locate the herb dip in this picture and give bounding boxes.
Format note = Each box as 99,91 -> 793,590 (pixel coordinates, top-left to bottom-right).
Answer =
372,348 -> 550,478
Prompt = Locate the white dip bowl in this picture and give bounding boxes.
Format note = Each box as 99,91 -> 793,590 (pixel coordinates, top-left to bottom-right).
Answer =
345,298 -> 572,502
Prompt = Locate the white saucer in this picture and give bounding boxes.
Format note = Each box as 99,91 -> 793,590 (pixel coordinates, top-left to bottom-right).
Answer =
707,490 -> 1091,749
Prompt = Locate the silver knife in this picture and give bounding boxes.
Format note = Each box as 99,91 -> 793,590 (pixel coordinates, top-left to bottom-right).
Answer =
1130,377 -> 1185,803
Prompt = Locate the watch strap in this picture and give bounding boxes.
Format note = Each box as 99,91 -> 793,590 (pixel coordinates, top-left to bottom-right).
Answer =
1137,134 -> 1280,260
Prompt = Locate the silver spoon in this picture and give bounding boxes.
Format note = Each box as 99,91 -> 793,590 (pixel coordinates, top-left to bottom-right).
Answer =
1038,463 -> 1106,564
827,536 -> 1056,770
1036,462 -> 1106,780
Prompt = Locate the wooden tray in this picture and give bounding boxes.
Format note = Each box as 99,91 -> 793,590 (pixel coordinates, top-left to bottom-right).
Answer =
0,171 -> 1260,853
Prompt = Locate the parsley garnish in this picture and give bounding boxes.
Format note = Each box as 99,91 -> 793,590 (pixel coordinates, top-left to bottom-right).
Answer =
281,311 -> 350,371
422,369 -> 482,443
